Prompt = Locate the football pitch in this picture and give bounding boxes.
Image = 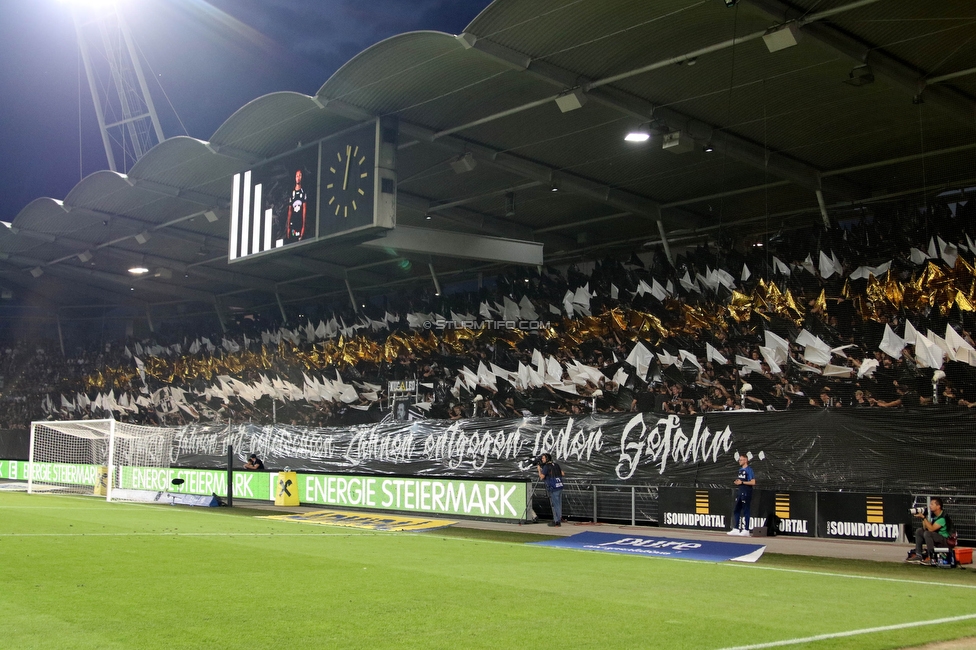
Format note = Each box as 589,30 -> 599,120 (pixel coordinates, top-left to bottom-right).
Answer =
1,492 -> 975,649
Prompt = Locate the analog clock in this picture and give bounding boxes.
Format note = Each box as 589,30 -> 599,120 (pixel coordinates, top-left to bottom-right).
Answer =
325,141 -> 371,219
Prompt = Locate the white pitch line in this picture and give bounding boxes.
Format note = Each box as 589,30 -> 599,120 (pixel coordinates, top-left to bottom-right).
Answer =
721,561 -> 976,590
716,612 -> 976,650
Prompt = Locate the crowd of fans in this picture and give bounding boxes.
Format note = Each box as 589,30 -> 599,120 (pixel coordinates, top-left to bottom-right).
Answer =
1,205 -> 975,430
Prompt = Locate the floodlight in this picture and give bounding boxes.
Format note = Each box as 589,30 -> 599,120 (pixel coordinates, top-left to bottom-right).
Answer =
624,126 -> 651,142
128,266 -> 150,275
30,267 -> 44,278
204,210 -> 219,223
134,231 -> 151,244
78,250 -> 93,262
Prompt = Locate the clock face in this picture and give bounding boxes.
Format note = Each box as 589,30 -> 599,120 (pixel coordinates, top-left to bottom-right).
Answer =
326,141 -> 371,220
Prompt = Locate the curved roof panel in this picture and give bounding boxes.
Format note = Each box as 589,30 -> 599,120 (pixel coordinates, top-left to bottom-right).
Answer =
210,91 -> 354,159
127,136 -> 240,191
317,32 -> 514,121
61,171 -> 134,208
13,197 -> 103,237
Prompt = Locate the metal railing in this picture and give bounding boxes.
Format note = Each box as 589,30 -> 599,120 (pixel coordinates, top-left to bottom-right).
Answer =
531,480 -> 659,526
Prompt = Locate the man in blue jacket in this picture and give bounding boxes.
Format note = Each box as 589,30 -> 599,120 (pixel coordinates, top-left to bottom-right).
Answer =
538,454 -> 565,527
728,454 -> 755,536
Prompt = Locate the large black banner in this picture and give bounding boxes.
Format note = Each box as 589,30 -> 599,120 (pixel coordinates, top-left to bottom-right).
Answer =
162,409 -> 976,494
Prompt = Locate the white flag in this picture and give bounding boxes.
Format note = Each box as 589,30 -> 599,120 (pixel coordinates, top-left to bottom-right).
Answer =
879,324 -> 906,358
705,342 -> 728,365
625,342 -> 653,379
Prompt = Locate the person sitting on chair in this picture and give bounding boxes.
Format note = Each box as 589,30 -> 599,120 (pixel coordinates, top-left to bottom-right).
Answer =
244,453 -> 264,471
906,497 -> 949,565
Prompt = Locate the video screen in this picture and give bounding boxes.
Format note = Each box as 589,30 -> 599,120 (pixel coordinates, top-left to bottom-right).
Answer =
229,145 -> 319,261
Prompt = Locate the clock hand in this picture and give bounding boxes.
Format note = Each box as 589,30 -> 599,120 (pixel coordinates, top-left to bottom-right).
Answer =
342,144 -> 352,191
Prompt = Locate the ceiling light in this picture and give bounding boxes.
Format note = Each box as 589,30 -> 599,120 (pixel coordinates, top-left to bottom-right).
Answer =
204,210 -> 219,223
135,231 -> 151,245
128,266 -> 150,275
77,250 -> 93,262
624,126 -> 651,142
703,144 -> 715,153
30,267 -> 43,278
425,213 -> 432,220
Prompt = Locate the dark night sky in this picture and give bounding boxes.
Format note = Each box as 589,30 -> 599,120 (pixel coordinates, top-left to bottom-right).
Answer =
0,0 -> 490,223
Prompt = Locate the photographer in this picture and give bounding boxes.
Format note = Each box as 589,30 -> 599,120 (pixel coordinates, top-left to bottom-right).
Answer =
906,497 -> 949,565
537,453 -> 565,528
244,453 -> 264,471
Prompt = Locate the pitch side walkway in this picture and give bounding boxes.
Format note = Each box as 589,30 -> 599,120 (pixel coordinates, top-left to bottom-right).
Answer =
243,501 -> 920,563
455,519 -> 913,562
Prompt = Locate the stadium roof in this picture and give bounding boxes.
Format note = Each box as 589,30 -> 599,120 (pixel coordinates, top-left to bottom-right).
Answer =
2,0 -> 974,314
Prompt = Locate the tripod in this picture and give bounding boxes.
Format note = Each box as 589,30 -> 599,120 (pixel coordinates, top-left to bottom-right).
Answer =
519,478 -> 543,525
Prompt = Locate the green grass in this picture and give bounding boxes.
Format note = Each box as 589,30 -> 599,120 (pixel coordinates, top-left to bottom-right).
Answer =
1,491 -> 975,649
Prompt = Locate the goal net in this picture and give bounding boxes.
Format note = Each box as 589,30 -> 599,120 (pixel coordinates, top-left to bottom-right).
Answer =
28,419 -> 176,501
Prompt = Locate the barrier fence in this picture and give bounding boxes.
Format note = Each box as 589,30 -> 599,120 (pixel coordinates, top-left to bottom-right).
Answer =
532,482 -> 976,543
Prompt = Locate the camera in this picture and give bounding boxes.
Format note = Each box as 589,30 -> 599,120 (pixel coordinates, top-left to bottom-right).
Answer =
910,506 -> 927,516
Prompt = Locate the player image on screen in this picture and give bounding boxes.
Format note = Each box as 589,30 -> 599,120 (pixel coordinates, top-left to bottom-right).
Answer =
286,169 -> 307,242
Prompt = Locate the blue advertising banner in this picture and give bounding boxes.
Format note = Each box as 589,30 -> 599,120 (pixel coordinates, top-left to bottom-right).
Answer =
532,532 -> 766,562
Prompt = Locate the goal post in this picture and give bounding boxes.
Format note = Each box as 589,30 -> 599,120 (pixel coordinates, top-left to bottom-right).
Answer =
27,419 -> 176,501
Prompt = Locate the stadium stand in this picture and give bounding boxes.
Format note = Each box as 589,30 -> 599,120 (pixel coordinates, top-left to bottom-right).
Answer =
1,213 -> 975,429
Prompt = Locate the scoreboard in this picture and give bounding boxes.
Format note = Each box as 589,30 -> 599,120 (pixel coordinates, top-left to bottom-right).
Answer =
228,118 -> 396,263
